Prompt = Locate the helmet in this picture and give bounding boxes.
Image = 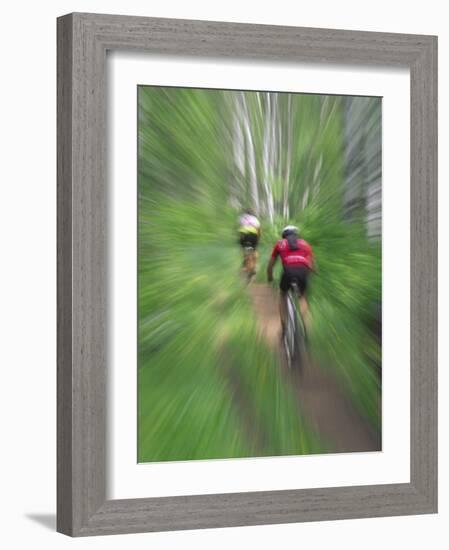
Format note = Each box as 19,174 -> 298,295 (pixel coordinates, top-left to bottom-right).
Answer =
282,225 -> 299,239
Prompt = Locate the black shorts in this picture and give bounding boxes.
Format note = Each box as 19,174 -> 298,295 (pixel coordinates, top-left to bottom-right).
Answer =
239,232 -> 259,249
280,266 -> 310,295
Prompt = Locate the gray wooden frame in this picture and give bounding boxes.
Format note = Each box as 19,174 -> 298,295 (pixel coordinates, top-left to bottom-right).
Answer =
57,12 -> 437,537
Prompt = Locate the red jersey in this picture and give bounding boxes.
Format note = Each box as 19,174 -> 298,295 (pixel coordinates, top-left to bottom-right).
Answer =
270,238 -> 313,269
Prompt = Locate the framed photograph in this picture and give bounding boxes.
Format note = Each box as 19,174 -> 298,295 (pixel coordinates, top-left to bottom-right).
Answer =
57,12 -> 437,536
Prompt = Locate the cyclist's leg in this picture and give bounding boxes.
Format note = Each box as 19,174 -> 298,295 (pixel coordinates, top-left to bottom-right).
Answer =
296,267 -> 311,332
252,234 -> 259,273
279,292 -> 288,328
249,253 -> 256,275
239,233 -> 249,269
299,295 -> 310,328
279,269 -> 290,333
247,234 -> 257,275
252,250 -> 258,273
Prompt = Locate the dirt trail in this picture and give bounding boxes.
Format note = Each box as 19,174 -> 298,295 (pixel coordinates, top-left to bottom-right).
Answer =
248,283 -> 380,453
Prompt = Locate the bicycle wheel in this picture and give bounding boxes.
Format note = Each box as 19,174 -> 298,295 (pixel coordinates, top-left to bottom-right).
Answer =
283,292 -> 298,369
283,288 -> 305,372
294,304 -> 306,373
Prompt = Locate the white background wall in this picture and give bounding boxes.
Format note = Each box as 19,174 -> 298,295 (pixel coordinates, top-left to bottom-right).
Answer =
0,0 -> 445,548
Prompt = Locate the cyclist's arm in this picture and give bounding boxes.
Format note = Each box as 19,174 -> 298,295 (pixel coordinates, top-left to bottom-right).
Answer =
267,257 -> 276,282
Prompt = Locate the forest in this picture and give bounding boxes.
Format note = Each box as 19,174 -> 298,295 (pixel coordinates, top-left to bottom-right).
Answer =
138,86 -> 382,462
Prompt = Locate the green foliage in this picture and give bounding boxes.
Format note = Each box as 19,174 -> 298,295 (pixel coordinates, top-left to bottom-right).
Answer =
303,215 -> 381,429
137,85 -> 382,461
255,208 -> 381,429
138,198 -> 322,461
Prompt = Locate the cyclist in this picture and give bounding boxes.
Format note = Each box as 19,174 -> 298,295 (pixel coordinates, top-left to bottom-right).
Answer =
238,208 -> 261,275
267,225 -> 314,334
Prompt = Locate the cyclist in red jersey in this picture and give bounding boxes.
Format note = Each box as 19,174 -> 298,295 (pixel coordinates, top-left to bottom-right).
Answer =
267,225 -> 314,334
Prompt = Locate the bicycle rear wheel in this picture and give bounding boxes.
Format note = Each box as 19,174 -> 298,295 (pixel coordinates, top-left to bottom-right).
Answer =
283,289 -> 305,372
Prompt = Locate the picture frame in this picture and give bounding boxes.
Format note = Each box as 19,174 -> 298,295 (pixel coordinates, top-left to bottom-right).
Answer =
57,12 -> 437,536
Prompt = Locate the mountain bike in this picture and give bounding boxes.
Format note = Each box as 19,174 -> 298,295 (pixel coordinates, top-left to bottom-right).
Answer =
282,281 -> 306,372
242,245 -> 257,282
